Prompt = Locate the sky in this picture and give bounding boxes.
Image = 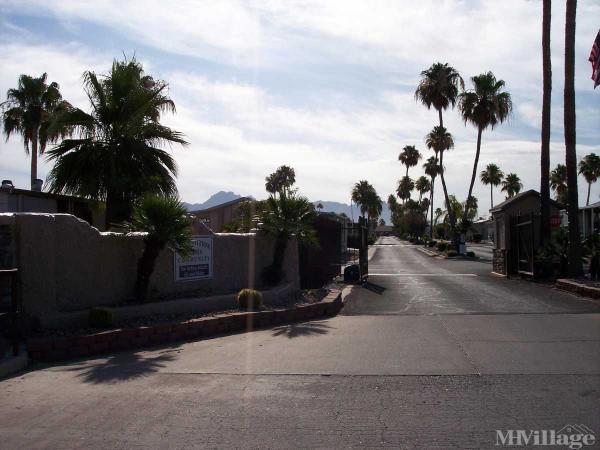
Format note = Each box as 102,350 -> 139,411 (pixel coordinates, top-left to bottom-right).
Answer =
0,0 -> 599,217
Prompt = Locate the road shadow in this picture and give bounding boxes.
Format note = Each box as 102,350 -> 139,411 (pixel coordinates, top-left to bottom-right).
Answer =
362,281 -> 386,295
64,347 -> 179,384
271,321 -> 333,339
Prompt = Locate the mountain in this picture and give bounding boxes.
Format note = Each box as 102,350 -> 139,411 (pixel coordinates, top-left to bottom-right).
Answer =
313,200 -> 392,224
183,191 -> 245,211
184,191 -> 392,224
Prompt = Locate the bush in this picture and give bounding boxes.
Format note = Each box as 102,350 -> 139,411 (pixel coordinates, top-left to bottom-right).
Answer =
428,240 -> 437,247
466,251 -> 475,258
446,249 -> 458,257
472,233 -> 482,243
88,307 -> 113,329
437,242 -> 447,252
237,288 -> 263,310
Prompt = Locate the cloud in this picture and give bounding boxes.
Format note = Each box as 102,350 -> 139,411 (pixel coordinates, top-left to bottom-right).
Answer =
0,1 -> 598,217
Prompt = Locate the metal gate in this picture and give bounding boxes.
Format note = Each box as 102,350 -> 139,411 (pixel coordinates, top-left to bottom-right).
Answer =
345,217 -> 368,281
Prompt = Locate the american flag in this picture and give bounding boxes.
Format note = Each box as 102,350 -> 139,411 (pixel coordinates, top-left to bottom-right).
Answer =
590,29 -> 600,89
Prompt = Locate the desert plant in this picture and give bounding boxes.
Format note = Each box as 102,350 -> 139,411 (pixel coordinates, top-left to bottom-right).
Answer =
446,249 -> 458,257
46,57 -> 187,228
437,242 -> 448,252
88,307 -> 113,328
127,195 -> 193,301
237,288 -> 263,310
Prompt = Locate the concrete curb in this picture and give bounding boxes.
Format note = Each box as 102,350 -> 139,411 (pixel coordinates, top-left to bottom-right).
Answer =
555,279 -> 600,300
26,290 -> 343,363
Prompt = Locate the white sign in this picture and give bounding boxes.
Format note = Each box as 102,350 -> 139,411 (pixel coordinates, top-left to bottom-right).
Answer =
174,235 -> 213,281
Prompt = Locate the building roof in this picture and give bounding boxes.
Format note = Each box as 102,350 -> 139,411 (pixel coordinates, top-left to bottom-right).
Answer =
580,200 -> 600,210
190,196 -> 251,214
1,186 -> 101,205
489,189 -> 563,213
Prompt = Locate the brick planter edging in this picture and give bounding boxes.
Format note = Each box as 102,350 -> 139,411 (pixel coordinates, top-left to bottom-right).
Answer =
27,290 -> 343,363
556,279 -> 600,299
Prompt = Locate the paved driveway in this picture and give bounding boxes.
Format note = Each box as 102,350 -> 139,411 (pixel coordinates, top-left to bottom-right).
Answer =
1,237 -> 599,449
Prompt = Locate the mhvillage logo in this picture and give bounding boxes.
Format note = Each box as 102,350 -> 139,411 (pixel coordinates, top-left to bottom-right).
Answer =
496,425 -> 596,449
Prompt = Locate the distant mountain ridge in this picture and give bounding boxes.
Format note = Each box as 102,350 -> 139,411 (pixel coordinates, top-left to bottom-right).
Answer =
184,191 -> 392,224
183,191 -> 244,211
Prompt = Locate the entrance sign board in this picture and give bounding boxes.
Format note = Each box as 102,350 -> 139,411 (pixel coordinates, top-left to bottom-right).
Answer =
174,235 -> 213,281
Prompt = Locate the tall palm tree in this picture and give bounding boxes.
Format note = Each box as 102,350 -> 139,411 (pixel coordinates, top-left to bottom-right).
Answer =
425,126 -> 456,231
266,165 -> 296,198
459,72 -> 512,226
127,195 -> 193,301
480,163 -> 504,208
578,153 -> 600,205
540,0 -> 553,246
416,63 -> 463,240
415,62 -> 464,129
564,0 -> 582,276
351,180 -> 376,220
398,145 -> 421,177
415,176 -> 431,203
550,164 -> 568,204
423,156 -> 441,236
367,192 -> 383,226
501,173 -> 523,198
46,58 -> 187,229
1,73 -> 71,186
397,176 -> 414,205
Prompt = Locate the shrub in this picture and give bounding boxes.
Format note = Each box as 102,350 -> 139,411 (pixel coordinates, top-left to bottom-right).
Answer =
466,251 -> 475,258
446,249 -> 458,257
472,233 -> 482,243
237,288 -> 263,310
437,242 -> 447,252
88,307 -> 113,329
428,240 -> 437,247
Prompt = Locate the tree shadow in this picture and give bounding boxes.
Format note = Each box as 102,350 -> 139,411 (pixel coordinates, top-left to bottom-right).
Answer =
64,347 -> 179,384
271,321 -> 333,339
362,281 -> 386,295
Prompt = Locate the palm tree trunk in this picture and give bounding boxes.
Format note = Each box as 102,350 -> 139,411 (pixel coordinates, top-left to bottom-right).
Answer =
540,0 -> 552,246
463,126 -> 484,227
438,150 -> 456,232
587,182 -> 591,206
490,184 -> 494,208
31,130 -> 38,187
564,0 -> 582,277
135,238 -> 162,302
429,177 -> 435,239
438,109 -> 443,128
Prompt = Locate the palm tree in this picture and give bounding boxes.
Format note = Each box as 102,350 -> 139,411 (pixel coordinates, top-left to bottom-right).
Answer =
1,73 -> 71,187
480,163 -> 504,208
351,180 -> 375,219
415,62 -> 464,129
501,173 -> 523,198
260,191 -> 317,285
540,0 -> 552,246
550,164 -> 568,204
425,126 -> 456,232
398,145 -> 422,177
397,176 -> 414,205
578,153 -> 600,205
46,58 -> 187,229
564,0 -> 582,276
316,202 -> 324,211
423,156 -> 441,236
415,176 -> 431,202
459,72 -> 512,226
266,165 -> 296,198
367,192 -> 383,226
127,195 -> 193,301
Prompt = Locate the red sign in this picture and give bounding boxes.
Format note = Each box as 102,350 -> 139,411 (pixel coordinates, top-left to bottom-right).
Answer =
550,215 -> 562,228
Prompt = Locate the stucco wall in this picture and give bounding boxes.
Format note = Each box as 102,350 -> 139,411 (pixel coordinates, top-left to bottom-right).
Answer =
0,213 -> 299,320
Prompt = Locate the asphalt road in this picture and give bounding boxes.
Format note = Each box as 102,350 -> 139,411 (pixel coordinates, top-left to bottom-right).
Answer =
1,237 -> 599,449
